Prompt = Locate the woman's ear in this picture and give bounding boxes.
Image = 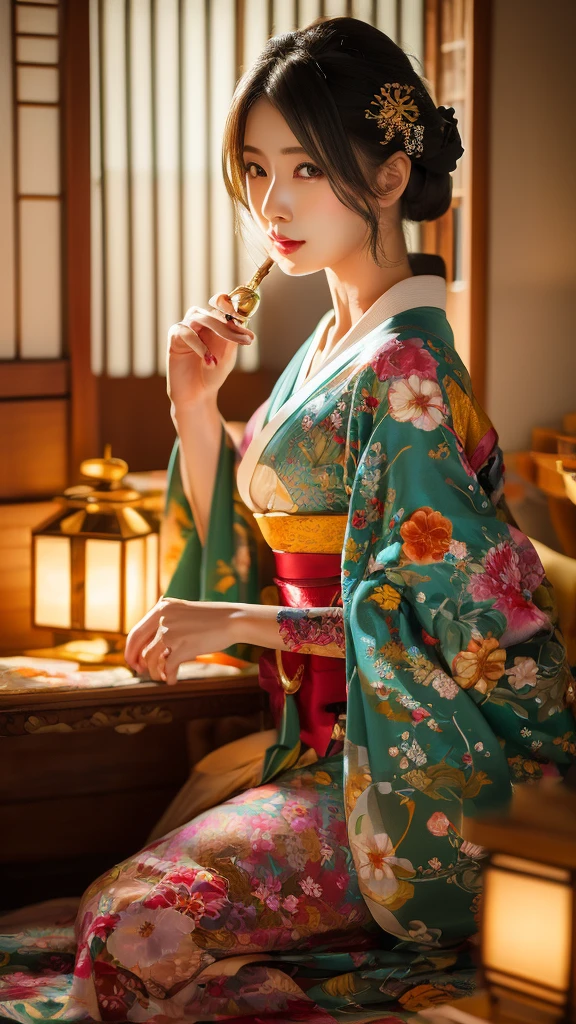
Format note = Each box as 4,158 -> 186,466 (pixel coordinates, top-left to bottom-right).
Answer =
376,151 -> 412,207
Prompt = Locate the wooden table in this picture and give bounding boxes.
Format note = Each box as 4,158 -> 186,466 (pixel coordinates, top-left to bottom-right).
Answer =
0,671 -> 268,910
0,670 -> 265,738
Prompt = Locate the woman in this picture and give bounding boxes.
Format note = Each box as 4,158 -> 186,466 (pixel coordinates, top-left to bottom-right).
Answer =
3,16 -> 575,1024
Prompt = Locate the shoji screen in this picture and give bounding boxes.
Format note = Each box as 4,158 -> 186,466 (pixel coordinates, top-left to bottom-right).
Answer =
90,0 -> 424,379
0,0 -> 62,362
0,0 -> 72,501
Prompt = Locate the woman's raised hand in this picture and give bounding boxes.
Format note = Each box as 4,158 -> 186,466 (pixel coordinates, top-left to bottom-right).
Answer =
166,293 -> 255,408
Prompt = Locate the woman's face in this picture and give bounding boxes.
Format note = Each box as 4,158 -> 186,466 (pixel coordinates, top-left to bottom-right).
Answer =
243,97 -> 372,276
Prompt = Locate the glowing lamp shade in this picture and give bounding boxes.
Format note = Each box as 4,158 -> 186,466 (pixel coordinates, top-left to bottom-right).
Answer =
34,536 -> 71,629
466,779 -> 576,1024
32,450 -> 160,642
84,539 -> 122,633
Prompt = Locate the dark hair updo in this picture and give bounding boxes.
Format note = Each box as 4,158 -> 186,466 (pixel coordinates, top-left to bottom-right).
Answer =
222,16 -> 464,265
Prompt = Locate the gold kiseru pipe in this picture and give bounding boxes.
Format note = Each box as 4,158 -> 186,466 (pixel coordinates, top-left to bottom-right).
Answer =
225,256 -> 275,326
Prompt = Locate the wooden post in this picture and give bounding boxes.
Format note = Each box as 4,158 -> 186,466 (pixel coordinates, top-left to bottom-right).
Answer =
62,0 -> 100,478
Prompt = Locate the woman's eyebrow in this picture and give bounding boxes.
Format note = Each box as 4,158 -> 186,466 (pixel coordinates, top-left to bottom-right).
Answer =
243,145 -> 307,155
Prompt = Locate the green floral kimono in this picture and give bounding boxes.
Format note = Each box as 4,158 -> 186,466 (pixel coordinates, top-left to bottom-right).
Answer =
2,276 -> 574,1024
159,275 -> 576,995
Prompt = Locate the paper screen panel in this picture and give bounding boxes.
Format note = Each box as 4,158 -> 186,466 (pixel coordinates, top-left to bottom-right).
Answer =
0,0 -> 15,358
376,0 -> 397,38
401,0 -> 425,70
89,0 -> 104,374
352,0 -> 374,22
16,4 -> 58,35
297,0 -> 320,28
154,0 -> 181,374
18,106 -> 60,195
19,199 -> 61,358
130,0 -> 155,377
271,0 -> 295,34
181,0 -> 209,320
208,0 -> 235,318
323,0 -> 347,15
401,0 -> 423,252
17,66 -> 59,103
235,0 -> 269,372
16,35 -> 58,63
102,0 -> 130,377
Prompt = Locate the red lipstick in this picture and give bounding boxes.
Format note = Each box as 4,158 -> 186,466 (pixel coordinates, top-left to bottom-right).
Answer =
268,231 -> 305,255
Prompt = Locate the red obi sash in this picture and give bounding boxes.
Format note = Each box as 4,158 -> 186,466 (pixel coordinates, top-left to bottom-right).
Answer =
258,551 -> 347,758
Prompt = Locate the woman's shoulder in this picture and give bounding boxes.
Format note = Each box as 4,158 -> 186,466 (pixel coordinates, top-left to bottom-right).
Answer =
352,323 -> 471,398
348,323 -> 498,469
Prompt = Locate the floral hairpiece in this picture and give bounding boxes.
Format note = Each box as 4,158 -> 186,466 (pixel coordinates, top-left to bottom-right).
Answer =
364,83 -> 424,158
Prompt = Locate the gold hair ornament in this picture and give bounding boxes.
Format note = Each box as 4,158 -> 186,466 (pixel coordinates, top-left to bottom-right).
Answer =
364,83 -> 424,158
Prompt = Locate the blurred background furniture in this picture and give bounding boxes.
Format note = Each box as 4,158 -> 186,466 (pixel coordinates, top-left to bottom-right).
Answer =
505,413 -> 576,559
0,671 -> 267,911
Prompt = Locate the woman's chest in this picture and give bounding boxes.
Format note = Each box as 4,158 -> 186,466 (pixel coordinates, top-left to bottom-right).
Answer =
251,374 -> 363,514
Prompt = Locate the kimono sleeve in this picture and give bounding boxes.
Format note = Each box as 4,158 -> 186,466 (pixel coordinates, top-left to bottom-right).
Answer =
341,332 -> 575,941
161,429 -> 260,616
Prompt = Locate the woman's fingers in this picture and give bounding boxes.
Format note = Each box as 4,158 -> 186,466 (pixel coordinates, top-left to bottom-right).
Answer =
142,624 -> 169,681
162,649 -> 182,686
125,618 -> 159,670
206,296 -> 255,344
208,293 -> 244,328
169,322 -> 218,366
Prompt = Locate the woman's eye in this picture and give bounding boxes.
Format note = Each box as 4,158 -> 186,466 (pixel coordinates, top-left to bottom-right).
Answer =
244,162 -> 264,178
294,162 -> 323,179
243,161 -> 323,180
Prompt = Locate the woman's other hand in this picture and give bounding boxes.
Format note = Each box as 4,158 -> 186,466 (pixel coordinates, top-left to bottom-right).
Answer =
124,597 -> 241,684
166,294 -> 255,409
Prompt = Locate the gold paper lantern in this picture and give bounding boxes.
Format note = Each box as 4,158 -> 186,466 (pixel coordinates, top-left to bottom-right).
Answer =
32,447 -> 159,645
465,778 -> 576,1024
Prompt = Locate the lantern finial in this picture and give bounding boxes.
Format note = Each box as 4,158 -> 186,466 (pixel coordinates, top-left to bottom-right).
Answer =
80,444 -> 128,486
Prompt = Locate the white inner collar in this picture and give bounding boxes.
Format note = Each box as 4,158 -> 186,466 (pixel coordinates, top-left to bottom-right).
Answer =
296,274 -> 447,391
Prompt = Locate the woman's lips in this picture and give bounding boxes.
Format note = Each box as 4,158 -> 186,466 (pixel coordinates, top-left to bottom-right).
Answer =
272,237 -> 305,254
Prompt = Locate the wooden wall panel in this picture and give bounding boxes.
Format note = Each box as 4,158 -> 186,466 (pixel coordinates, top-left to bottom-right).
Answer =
423,0 -> 492,400
0,398 -> 68,499
0,501 -> 57,654
0,360 -> 68,398
1,788 -> 180,862
0,711 -> 265,908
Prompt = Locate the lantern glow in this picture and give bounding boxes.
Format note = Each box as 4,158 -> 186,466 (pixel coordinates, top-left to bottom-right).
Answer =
483,854 -> 572,1000
465,779 -> 576,1024
84,539 -> 122,633
34,535 -> 71,629
32,449 -> 160,645
125,537 -> 146,632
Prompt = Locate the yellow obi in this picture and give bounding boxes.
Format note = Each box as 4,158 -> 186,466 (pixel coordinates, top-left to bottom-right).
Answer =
253,512 -> 347,554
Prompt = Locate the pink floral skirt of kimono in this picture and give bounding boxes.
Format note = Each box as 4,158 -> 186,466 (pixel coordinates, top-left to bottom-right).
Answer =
79,755 -> 391,1022
0,552 -> 476,1022
0,753 -> 406,1024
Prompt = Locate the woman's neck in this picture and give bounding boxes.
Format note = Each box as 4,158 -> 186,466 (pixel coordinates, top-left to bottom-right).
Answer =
324,225 -> 413,349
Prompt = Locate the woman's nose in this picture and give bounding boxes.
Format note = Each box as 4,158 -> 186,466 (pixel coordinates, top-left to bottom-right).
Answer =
260,177 -> 292,225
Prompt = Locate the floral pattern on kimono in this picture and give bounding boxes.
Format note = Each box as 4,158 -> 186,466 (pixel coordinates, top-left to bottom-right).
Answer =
1,299 -> 574,1024
0,757 -> 477,1024
338,328 -> 574,940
